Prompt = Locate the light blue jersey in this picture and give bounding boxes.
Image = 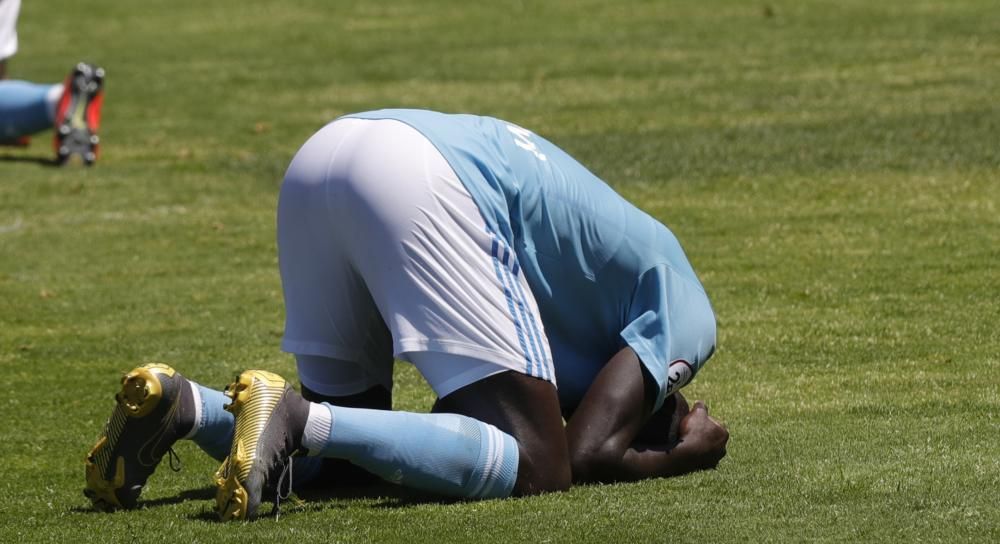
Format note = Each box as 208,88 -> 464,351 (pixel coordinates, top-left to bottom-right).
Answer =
345,109 -> 716,413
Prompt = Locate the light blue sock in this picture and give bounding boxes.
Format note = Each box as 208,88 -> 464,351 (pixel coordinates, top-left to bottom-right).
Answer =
0,81 -> 58,139
301,403 -> 519,499
186,384 -> 234,461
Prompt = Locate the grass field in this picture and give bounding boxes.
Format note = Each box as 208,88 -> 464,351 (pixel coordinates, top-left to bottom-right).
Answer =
2,0 -> 998,541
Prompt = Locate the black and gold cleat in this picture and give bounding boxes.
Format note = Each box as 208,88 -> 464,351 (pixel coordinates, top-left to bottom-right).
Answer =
84,363 -> 195,511
214,370 -> 309,521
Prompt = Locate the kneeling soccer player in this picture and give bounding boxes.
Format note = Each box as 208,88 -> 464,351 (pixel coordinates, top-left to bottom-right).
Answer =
84,109 -> 729,519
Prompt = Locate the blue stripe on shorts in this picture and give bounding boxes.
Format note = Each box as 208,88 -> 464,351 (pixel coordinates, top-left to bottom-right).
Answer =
490,237 -> 534,376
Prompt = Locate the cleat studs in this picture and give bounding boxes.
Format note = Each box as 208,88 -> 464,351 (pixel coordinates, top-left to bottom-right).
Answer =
121,377 -> 148,413
59,124 -> 72,135
118,367 -> 163,417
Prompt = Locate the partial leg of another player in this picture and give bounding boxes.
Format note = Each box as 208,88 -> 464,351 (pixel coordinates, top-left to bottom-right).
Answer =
0,62 -> 104,164
0,79 -> 61,142
52,62 -> 105,164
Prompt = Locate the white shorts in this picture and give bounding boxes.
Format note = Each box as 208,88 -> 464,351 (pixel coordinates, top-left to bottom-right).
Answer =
0,0 -> 20,61
278,117 -> 554,398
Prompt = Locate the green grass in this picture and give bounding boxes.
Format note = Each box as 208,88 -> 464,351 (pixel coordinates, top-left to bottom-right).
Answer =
2,0 -> 999,541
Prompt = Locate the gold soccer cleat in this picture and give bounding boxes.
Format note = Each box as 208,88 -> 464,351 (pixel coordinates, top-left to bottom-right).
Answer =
214,370 -> 309,520
84,363 -> 194,510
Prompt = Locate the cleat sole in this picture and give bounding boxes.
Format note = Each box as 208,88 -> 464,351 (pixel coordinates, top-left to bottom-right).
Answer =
215,466 -> 250,521
118,367 -> 165,418
215,370 -> 290,520
83,363 -> 182,511
53,63 -> 105,165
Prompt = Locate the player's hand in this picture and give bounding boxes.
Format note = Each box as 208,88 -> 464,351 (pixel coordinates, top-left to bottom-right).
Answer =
634,391 -> 689,446
676,401 -> 729,469
667,392 -> 690,445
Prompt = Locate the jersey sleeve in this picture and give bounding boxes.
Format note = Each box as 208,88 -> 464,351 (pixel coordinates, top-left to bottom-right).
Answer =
619,265 -> 717,412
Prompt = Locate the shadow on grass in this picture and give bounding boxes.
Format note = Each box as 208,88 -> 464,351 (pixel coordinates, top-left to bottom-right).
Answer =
0,153 -> 60,167
296,481 -> 461,509
138,486 -> 217,508
290,461 -> 465,510
69,486 -> 218,515
69,481 -> 449,521
72,466 -> 466,522
182,481 -> 464,523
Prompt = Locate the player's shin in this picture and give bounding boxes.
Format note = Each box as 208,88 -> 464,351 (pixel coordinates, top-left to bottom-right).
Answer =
0,81 -> 58,138
185,383 -> 235,461
302,403 -> 519,499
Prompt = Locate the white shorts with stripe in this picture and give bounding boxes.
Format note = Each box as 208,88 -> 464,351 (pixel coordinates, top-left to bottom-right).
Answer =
0,0 -> 20,61
278,117 -> 554,398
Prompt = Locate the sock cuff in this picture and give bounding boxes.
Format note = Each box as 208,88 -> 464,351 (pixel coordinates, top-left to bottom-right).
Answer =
182,381 -> 203,440
45,84 -> 62,123
302,402 -> 333,456
468,422 -> 519,499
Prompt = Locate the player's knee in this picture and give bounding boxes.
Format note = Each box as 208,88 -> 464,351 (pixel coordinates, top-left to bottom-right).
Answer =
434,370 -> 571,495
513,447 -> 572,495
510,430 -> 572,495
569,440 -> 624,484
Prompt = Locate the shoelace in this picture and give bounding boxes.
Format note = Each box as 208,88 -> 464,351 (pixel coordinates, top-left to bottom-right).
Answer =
167,447 -> 182,472
272,456 -> 294,520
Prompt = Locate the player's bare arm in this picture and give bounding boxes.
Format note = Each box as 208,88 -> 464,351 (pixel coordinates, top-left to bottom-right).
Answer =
566,347 -> 728,483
